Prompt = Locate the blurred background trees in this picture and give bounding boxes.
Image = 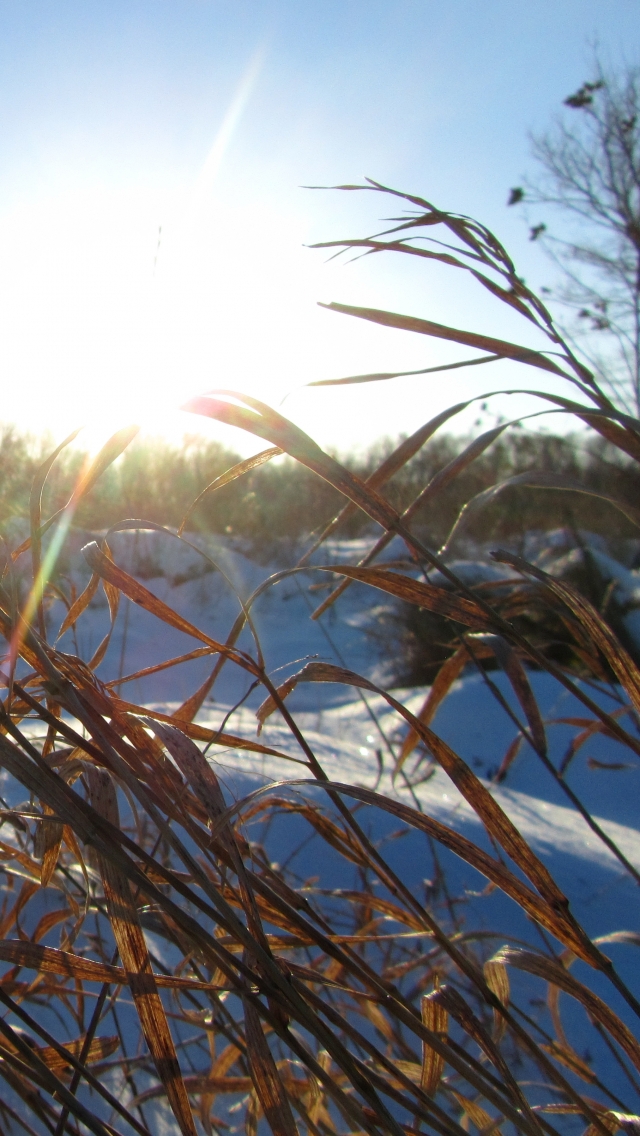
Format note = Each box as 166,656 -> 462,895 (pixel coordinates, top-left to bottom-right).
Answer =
2,426 -> 640,554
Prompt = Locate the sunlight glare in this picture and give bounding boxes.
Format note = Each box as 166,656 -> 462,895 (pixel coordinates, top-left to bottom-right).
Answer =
0,37 -> 554,460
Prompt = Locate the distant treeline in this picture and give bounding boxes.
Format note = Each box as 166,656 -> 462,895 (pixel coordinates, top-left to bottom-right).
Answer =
1,424 -> 638,553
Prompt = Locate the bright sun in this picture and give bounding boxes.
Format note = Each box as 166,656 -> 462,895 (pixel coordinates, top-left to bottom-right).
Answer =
0,178 -> 565,461
0,39 -> 558,460
0,181 -> 329,453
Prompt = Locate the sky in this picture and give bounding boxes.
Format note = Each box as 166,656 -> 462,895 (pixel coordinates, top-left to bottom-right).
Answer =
0,0 -> 639,457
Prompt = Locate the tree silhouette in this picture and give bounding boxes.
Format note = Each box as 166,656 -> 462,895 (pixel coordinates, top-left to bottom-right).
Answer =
510,63 -> 640,414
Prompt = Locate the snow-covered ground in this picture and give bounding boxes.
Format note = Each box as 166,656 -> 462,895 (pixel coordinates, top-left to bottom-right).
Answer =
8,526 -> 640,1110
164,670 -> 640,929
29,521 -> 640,934
39,529 -> 391,705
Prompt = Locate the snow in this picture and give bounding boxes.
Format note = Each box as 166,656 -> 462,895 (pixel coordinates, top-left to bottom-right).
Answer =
7,527 -> 640,1113
8,526 -> 635,906
168,672 -> 640,900
27,528 -> 640,896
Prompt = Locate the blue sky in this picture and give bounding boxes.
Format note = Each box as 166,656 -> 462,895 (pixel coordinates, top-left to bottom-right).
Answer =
0,1 -> 639,454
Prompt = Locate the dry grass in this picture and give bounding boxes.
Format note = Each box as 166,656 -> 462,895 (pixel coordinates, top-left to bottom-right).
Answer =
0,180 -> 640,1136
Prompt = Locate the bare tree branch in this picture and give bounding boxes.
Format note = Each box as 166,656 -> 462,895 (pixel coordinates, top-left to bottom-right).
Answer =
513,61 -> 640,413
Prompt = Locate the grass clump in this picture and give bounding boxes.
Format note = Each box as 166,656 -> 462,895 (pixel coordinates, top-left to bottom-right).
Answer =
0,180 -> 639,1136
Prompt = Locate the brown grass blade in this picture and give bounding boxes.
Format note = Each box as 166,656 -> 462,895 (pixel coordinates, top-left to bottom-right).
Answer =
506,391 -> 640,463
284,807 -> 369,868
0,718 -> 550,1136
317,233 -> 540,323
0,941 -> 224,991
76,425 -> 140,501
171,666 -> 221,724
37,1036 -> 119,1073
120,699 -> 301,761
178,446 -> 282,535
496,949 -> 640,1073
492,550 -> 640,717
35,805 -> 64,887
256,678 -> 306,733
30,906 -> 71,944
280,885 -> 424,933
82,541 -> 258,675
130,1076 -> 254,1107
495,734 -> 525,782
0,982 -> 160,1136
86,767 -> 198,1136
7,178 -> 640,1136
56,573 -> 99,641
470,635 -> 547,756
246,1088 -> 260,1136
0,884 -> 41,949
211,1043 -> 243,1079
435,984 -> 531,1118
297,403 -> 470,565
420,989 -> 448,1095
308,1050 -> 332,1130
259,660 -> 602,963
12,426 -> 140,565
85,546 -> 121,671
223,776 -> 594,958
319,303 -> 573,380
140,719 -> 275,967
142,718 -> 242,843
28,430 -> 82,536
307,357 -> 499,387
583,1112 -> 640,1136
483,959 -> 510,1044
104,645 -> 214,688
0,1030 -> 116,1136
540,1042 -> 598,1085
183,392 -> 399,531
314,565 -> 490,629
311,422 -> 508,621
242,997 -> 298,1136
0,837 -> 45,881
577,413 -> 640,463
398,643 -> 489,767
102,550 -> 120,626
451,1091 -> 502,1135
